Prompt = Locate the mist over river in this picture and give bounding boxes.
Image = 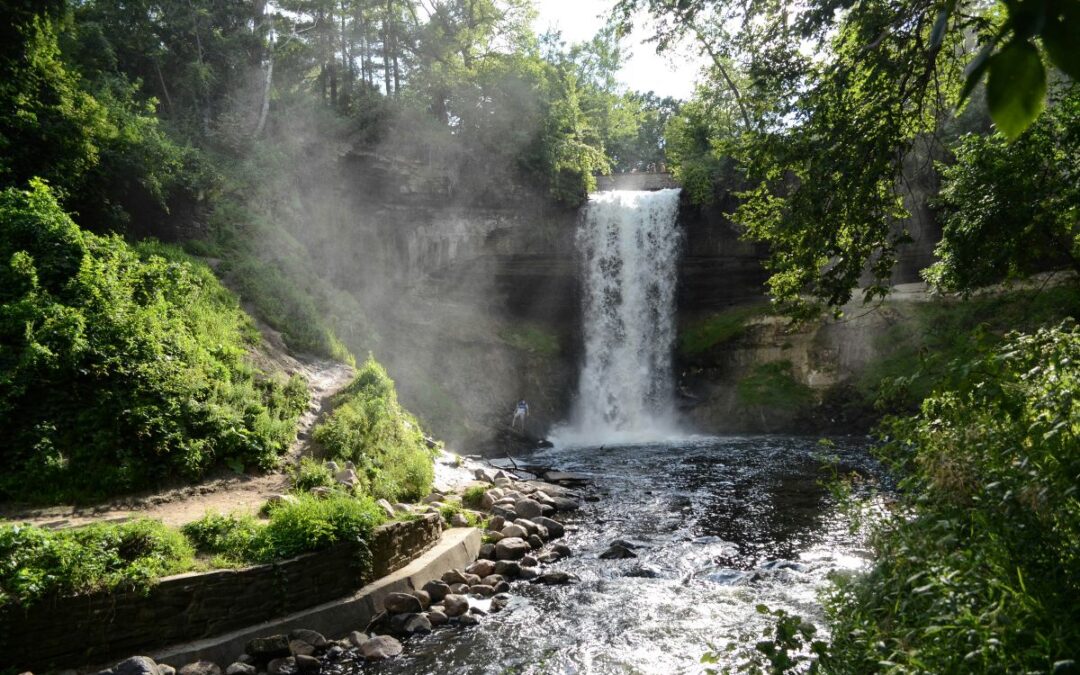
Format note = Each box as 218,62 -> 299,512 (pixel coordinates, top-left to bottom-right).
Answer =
329,436 -> 877,674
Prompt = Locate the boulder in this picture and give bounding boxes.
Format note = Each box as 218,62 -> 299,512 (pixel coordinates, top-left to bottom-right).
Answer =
514,498 -> 544,519
491,505 -> 517,521
536,571 -> 574,585
518,566 -> 540,580
513,518 -> 538,537
426,609 -> 448,626
266,494 -> 299,508
487,515 -> 505,531
466,559 -> 496,577
289,640 -> 315,657
359,636 -> 403,661
478,543 -> 497,560
442,569 -> 468,585
533,516 -> 565,538
225,664 -> 256,675
309,486 -> 333,499
376,499 -> 396,518
480,491 -> 499,510
450,583 -> 471,594
422,492 -> 445,504
422,580 -> 450,602
551,543 -> 573,558
522,554 -> 539,567
462,572 -> 482,586
493,580 -> 511,593
494,560 -> 522,577
402,613 -> 432,635
481,574 -> 504,586
495,537 -> 530,560
599,544 -> 637,560
266,658 -> 295,675
413,589 -> 431,608
246,635 -> 291,659
458,613 -> 480,626
334,469 -> 358,487
551,497 -> 581,512
500,524 -> 527,539
288,630 -> 327,650
112,657 -> 160,675
442,593 -> 469,617
450,512 -> 471,528
347,631 -> 368,647
486,531 -> 505,543
383,592 -> 423,615
528,534 -> 545,549
160,666 -> 177,675
474,468 -> 495,483
469,584 -> 495,597
491,593 -> 511,612
294,655 -> 320,674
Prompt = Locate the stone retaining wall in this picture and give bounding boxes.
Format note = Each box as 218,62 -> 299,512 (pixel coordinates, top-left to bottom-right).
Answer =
0,514 -> 442,671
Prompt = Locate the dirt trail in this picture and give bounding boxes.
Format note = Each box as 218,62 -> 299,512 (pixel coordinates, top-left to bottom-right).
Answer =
0,348 -> 354,530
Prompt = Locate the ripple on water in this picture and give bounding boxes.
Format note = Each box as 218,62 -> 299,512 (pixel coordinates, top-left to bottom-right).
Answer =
343,436 -> 877,675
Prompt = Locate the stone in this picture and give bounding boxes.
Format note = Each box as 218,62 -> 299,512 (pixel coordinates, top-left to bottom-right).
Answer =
422,580 -> 451,602
551,497 -> 581,511
376,499 -> 396,518
514,518 -> 539,535
474,468 -> 495,483
541,504 -> 556,516
528,534 -> 544,549
422,492 -> 445,504
334,469 -> 358,487
393,503 -> 411,513
309,486 -> 333,498
247,635 -> 291,659
463,572 -> 482,586
486,531 -> 505,542
266,494 -> 299,508
514,498 -> 544,519
491,505 -> 517,521
599,544 -> 637,559
537,551 -> 561,564
384,592 -> 423,615
551,543 -> 572,558
481,574 -> 504,586
531,516 -> 565,537
479,543 -> 497,560
294,655 -> 320,674
159,667 -> 177,675
458,613 -> 480,626
324,461 -> 339,472
495,537 -> 530,560
442,594 -> 469,617
480,491 -> 499,510
491,594 -> 511,612
494,477 -> 513,488
518,566 -> 540,580
487,515 -> 505,531
450,512 -> 471,528
225,664 -> 256,675
347,631 -> 367,648
326,646 -> 344,659
442,569 -> 468,585
494,560 -> 522,577
469,584 -> 495,597
402,613 -> 432,635
359,635 -> 403,661
266,658 -> 295,675
500,523 -> 527,539
493,580 -> 511,593
426,609 -> 448,626
466,559 -> 496,577
521,554 -> 539,567
289,630 -> 328,650
289,640 -> 315,657
450,582 -> 470,594
112,657 -> 160,675
413,589 -> 431,608
537,571 -> 574,585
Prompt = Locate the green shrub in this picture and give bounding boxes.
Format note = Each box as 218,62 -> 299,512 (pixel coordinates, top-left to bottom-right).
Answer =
251,493 -> 386,565
313,358 -> 435,503
462,485 -> 488,509
0,519 -> 194,606
180,511 -> 259,563
824,322 -> 1080,673
0,182 -> 309,502
290,457 -> 339,493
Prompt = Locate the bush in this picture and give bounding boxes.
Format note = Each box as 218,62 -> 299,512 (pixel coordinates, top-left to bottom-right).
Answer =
0,182 -> 308,502
180,511 -> 259,564
461,485 -> 488,509
290,457 -> 339,493
0,519 -> 194,607
313,358 -> 435,503
823,322 -> 1080,672
251,493 -> 386,565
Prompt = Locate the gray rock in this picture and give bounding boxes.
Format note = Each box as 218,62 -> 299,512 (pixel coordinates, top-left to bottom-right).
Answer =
289,639 -> 315,657
347,631 -> 368,647
491,505 -> 517,521
422,580 -> 451,602
426,609 -> 448,626
478,543 -> 497,560
247,635 -> 291,659
469,584 -> 495,597
528,534 -> 544,549
480,491 -> 498,510
422,492 -> 445,504
450,512 -> 471,528
518,566 -> 540,580
551,497 -> 581,511
514,499 -> 544,519
402,613 -> 432,635
309,486 -> 333,498
533,516 -> 565,538
494,560 -> 522,577
481,574 -> 504,586
334,468 -> 358,487
458,613 -> 480,626
159,666 -> 177,675
474,468 -> 495,483
288,630 -> 327,650
521,554 -> 539,567
442,593 -> 469,617
393,503 -> 411,513
486,531 -> 505,542
466,559 -> 496,577
324,461 -> 339,473
495,537 -> 530,560
413,589 -> 431,608
599,544 -> 637,559
536,571 -> 574,585
500,523 -> 527,539
266,494 -> 299,508
225,664 -> 256,675
112,657 -> 160,675
266,658 -> 295,675
450,582 -> 471,594
493,477 -> 513,488
376,499 -> 396,518
383,592 -> 423,615
487,515 -> 505,531
294,655 -> 320,674
442,569 -> 468,585
551,543 -> 572,557
491,594 -> 511,612
359,635 -> 403,661
493,580 -> 511,593
463,572 -> 482,586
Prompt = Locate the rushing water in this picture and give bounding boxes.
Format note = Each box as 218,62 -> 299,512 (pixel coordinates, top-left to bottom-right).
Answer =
568,189 -> 683,445
335,436 -> 875,675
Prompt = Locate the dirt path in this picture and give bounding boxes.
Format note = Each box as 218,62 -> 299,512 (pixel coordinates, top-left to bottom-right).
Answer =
0,355 -> 354,530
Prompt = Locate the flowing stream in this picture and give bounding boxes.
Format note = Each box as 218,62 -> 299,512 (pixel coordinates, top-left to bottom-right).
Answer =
336,437 -> 875,674
565,189 -> 683,445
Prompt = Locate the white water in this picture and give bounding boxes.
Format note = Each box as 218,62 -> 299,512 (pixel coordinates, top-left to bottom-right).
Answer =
562,188 -> 683,445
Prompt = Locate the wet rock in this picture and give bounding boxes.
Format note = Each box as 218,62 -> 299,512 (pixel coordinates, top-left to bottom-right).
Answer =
266,658 -> 295,675
422,580 -> 450,602
469,605 -> 487,616
542,471 -> 590,485
518,566 -> 540,580
383,592 -> 423,615
427,609 -> 448,626
514,498 -> 544,519
225,664 -> 255,675
458,613 -> 480,626
551,543 -> 572,557
500,523 -> 527,539
521,554 -> 539,567
481,574 -> 504,586
479,543 -> 497,560
442,594 -> 469,617
536,551 -> 562,564
463,572 -> 482,586
294,655 -> 320,674
487,515 -> 505,531
551,497 -> 581,511
533,516 -> 565,539
536,571 -> 574,585
466,559 -> 496,577
289,630 -> 327,650
469,584 -> 495,597
402,613 -> 432,635
514,518 -> 538,537
450,582 -> 471,594
493,580 -> 511,593
491,593 -> 511,612
494,560 -> 522,577
599,543 -> 637,560
528,534 -> 545,549
359,636 -> 403,661
111,657 -> 161,675
496,537 -> 530,560
413,589 -> 431,608
247,635 -> 291,659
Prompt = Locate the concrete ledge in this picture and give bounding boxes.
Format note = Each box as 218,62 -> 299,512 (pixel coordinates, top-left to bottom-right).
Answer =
151,527 -> 482,667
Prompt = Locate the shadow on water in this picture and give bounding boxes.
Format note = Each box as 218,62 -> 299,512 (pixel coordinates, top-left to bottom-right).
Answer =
328,436 -> 879,675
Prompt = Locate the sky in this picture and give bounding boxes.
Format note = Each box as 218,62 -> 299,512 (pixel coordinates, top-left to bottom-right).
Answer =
531,0 -> 706,100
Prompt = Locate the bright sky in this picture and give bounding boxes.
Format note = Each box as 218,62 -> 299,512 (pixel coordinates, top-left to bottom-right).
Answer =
532,0 -> 706,100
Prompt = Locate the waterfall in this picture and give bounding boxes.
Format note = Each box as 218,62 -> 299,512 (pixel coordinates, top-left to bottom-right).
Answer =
566,188 -> 683,444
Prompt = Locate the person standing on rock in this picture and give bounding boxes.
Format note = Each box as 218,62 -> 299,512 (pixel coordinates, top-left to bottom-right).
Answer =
511,399 -> 529,432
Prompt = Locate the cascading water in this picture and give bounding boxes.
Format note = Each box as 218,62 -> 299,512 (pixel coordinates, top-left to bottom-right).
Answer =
565,188 -> 683,444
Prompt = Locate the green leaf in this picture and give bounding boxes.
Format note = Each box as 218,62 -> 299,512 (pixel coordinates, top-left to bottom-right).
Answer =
1042,0 -> 1080,79
986,40 -> 1046,139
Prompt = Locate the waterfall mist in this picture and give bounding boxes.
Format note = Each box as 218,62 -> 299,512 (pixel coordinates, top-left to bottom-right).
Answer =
561,188 -> 684,445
